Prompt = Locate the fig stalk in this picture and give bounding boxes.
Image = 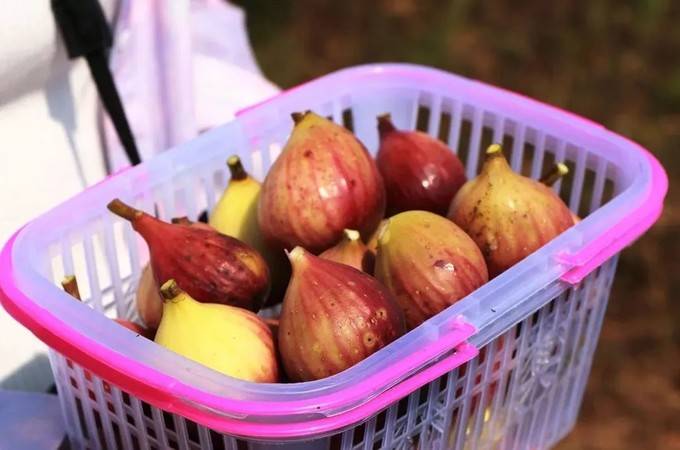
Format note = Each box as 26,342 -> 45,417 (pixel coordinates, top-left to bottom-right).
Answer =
108,198 -> 270,311
540,162 -> 569,187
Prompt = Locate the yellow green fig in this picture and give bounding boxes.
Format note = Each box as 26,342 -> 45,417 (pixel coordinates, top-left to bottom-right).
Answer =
155,279 -> 278,383
447,144 -> 574,277
374,211 -> 488,329
258,111 -> 386,254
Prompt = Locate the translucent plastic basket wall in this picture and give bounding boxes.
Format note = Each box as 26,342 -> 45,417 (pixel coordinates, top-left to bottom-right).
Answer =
0,64 -> 667,450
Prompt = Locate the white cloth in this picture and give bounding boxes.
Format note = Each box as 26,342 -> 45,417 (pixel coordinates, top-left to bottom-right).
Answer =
0,0 -> 278,390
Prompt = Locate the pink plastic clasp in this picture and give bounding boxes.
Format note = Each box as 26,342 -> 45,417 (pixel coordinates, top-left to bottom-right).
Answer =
558,144 -> 667,284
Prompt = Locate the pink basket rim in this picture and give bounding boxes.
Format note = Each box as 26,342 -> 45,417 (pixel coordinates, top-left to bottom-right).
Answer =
0,252 -> 477,437
0,235 -> 475,423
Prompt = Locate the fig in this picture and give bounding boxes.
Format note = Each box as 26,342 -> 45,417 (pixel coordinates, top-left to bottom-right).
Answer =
107,199 -> 270,311
209,156 -> 291,307
279,247 -> 405,381
155,280 -> 278,383
447,144 -> 574,277
374,211 -> 488,329
258,111 -> 386,254
136,217 -> 215,329
319,229 -> 374,273
376,114 -> 466,215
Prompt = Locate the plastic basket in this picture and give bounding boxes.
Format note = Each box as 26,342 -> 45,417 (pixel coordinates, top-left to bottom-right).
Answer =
0,64 -> 667,450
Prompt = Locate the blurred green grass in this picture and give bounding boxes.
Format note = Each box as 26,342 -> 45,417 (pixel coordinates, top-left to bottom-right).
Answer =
234,1 -> 679,449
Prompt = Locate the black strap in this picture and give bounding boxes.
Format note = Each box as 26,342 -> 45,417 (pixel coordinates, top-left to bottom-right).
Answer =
52,0 -> 141,166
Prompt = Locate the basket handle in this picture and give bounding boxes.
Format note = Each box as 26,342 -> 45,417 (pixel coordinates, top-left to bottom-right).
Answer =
559,146 -> 667,284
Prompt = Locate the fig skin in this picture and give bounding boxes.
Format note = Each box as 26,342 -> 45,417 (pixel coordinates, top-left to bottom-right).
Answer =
279,247 -> 406,382
136,217 -> 217,329
377,114 -> 466,216
136,264 -> 163,329
108,199 -> 270,311
447,144 -> 574,277
319,229 -> 374,273
258,111 -> 386,254
374,211 -> 489,329
366,218 -> 388,255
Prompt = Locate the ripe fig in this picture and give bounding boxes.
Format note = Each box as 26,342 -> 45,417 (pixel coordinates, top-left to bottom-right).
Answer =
374,211 -> 488,329
209,156 -> 291,307
447,144 -> 574,277
136,217 -> 217,329
155,280 -> 278,383
279,247 -> 405,381
108,199 -> 270,311
319,229 -> 374,273
376,114 -> 466,215
258,111 -> 386,254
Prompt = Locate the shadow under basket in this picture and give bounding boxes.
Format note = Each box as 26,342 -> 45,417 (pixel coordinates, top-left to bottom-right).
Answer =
0,64 -> 667,450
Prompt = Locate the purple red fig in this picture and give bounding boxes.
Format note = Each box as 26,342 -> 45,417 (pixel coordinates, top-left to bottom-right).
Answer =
374,211 -> 489,329
448,144 -> 574,277
108,199 -> 270,311
279,247 -> 406,381
376,114 -> 466,215
319,229 -> 374,273
258,111 -> 386,254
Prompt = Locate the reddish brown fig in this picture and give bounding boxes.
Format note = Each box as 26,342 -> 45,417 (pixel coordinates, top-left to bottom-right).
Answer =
319,229 -> 374,273
279,247 -> 406,381
374,211 -> 489,329
448,144 -> 574,277
136,217 -> 213,329
376,114 -> 466,215
258,111 -> 386,254
107,199 -> 270,311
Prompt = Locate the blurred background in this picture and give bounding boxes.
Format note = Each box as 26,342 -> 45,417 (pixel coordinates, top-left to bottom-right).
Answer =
233,1 -> 679,449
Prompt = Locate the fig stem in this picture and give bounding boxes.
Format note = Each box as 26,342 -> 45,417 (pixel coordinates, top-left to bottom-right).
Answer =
286,246 -> 306,263
343,229 -> 361,242
377,113 -> 396,137
485,144 -> 504,159
107,199 -> 142,221
160,279 -> 182,301
61,275 -> 82,301
227,155 -> 248,180
171,216 -> 192,225
540,163 -> 569,187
